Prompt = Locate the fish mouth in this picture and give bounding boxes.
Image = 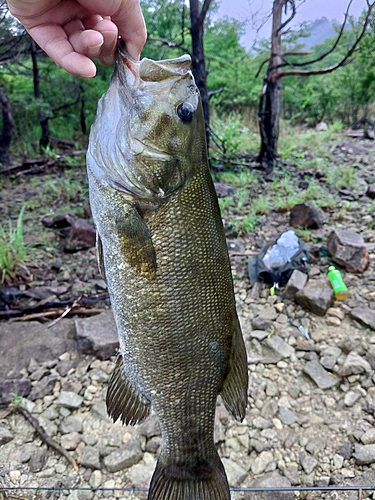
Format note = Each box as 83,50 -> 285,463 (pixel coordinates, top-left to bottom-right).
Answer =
117,39 -> 192,87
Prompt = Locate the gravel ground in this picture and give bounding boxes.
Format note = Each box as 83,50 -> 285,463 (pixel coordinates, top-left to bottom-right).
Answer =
1,137 -> 375,499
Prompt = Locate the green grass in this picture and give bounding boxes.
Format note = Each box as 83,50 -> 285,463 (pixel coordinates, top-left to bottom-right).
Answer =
0,205 -> 33,283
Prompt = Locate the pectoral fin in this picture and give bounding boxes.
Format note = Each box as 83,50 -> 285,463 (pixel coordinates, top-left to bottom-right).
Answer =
106,355 -> 151,425
116,208 -> 156,279
220,318 -> 248,422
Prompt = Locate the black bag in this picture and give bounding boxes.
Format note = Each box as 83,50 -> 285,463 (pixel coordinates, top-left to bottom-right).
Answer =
248,231 -> 310,287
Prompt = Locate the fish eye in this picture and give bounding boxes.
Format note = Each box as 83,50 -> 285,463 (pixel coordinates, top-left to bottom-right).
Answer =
177,102 -> 194,122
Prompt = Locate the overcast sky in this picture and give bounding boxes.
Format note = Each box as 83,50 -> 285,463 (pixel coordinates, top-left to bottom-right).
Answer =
216,0 -> 367,48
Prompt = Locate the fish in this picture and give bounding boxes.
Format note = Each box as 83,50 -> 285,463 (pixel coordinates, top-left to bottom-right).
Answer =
86,42 -> 248,500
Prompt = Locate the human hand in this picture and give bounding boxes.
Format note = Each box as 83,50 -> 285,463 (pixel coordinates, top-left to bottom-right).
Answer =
6,0 -> 146,78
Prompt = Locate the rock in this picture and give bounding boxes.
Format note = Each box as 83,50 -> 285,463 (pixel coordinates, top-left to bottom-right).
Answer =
252,316 -> 273,331
350,307 -> 375,331
250,470 -> 293,500
0,379 -> 31,405
29,375 -> 58,401
255,307 -> 278,326
80,446 -> 101,470
327,229 -> 369,273
60,416 -> 83,434
303,360 -> 338,389
90,400 -> 111,421
0,427 -> 14,445
103,439 -> 143,473
361,428 -> 375,445
127,462 -> 155,488
367,183 -> 375,199
316,122 -> 328,131
320,355 -> 336,371
251,450 -> 274,475
344,391 -> 361,407
29,447 -> 48,473
64,218 -> 96,252
0,319 -> 78,379
340,351 -> 372,376
214,182 -> 235,197
57,391 -> 83,410
336,442 -> 353,459
140,414 -> 161,438
75,311 -> 119,360
295,285 -> 334,316
222,458 -> 247,486
262,336 -> 295,359
353,444 -> 375,465
289,202 -> 324,229
250,330 -> 270,341
60,432 -> 82,451
278,406 -> 298,426
283,270 -> 308,300
300,452 -> 318,474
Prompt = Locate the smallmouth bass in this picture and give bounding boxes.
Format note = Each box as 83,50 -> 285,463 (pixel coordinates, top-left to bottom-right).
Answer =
86,43 -> 248,500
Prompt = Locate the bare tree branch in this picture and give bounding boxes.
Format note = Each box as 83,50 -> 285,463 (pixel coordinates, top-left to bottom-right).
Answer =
283,0 -> 355,68
278,0 -> 296,33
279,0 -> 374,77
199,0 -> 213,27
147,36 -> 191,56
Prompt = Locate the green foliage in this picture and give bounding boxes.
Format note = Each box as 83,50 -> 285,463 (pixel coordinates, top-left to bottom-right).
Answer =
0,205 -> 32,282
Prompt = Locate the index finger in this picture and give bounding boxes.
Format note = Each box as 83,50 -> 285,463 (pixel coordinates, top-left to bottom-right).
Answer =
28,24 -> 98,77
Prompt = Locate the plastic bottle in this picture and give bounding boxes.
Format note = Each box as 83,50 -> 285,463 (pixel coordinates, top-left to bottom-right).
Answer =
327,266 -> 348,300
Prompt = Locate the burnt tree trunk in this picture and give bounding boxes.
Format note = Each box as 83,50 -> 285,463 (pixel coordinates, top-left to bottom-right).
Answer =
30,38 -> 50,149
189,0 -> 211,136
0,87 -> 14,167
257,0 -> 285,170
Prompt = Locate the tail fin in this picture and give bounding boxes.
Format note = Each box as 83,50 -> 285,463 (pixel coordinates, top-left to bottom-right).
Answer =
148,452 -> 230,500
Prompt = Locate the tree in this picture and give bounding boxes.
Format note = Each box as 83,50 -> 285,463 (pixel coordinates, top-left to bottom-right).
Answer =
257,0 -> 375,172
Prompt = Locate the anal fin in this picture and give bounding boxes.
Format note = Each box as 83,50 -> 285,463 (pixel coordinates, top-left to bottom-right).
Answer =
106,355 -> 151,425
220,318 -> 248,422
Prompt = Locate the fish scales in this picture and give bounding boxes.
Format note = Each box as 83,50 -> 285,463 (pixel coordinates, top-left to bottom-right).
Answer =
87,43 -> 248,500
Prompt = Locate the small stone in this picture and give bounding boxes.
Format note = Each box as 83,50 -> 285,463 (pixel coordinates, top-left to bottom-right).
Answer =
367,183 -> 375,199
29,376 -> 57,401
140,414 -> 161,438
60,416 -> 83,434
252,316 -> 273,331
252,416 -> 273,429
350,307 -> 375,331
60,432 -> 82,451
278,406 -> 298,426
262,336 -> 295,359
127,462 -> 155,488
353,444 -> 375,465
283,269 -> 308,300
75,311 -> 119,359
222,458 -> 247,486
289,202 -> 324,229
300,453 -> 318,474
250,330 -> 270,341
0,427 -> 14,445
251,450 -> 274,475
29,448 -> 48,473
361,428 -> 375,445
103,439 -> 142,473
320,355 -> 336,371
344,391 -> 361,407
327,229 -> 369,273
64,218 -> 96,252
89,470 -> 102,489
295,286 -> 334,316
80,446 -> 101,470
303,360 -> 338,389
9,470 -> 21,483
57,391 -> 83,410
332,454 -> 344,469
340,351 -> 372,377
